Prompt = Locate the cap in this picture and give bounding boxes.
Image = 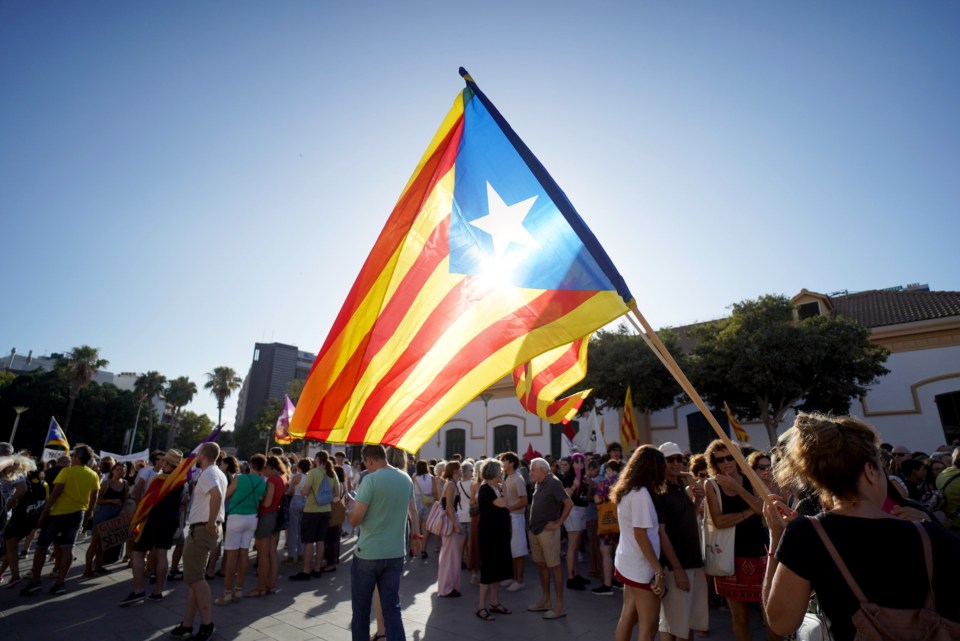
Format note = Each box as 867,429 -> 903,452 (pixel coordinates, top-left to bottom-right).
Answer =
658,442 -> 684,459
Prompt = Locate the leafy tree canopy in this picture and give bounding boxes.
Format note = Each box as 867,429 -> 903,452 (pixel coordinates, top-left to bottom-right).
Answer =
688,294 -> 890,446
579,324 -> 684,412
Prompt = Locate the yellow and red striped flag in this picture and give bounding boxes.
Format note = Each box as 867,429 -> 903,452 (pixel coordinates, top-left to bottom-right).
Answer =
723,402 -> 750,443
289,69 -> 632,451
513,334 -> 592,425
620,387 -> 638,449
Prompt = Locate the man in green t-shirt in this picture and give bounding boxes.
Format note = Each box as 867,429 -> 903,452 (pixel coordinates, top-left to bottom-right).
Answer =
937,447 -> 960,534
20,444 -> 100,596
349,445 -> 421,641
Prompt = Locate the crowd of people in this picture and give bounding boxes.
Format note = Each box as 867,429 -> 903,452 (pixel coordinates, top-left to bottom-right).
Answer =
1,419 -> 959,641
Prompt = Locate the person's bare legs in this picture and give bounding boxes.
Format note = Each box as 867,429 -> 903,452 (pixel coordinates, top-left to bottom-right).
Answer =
5,538 -> 21,581
236,549 -> 250,592
153,548 -> 168,595
220,549 -> 237,596
55,544 -> 74,584
512,556 -> 525,585
373,585 -> 385,639
728,598 -> 752,641
565,530 -> 583,580
633,586 -> 661,641
615,584 -> 641,641
600,543 -> 614,587
534,561 -> 551,608
549,562 -> 565,614
131,550 -> 147,593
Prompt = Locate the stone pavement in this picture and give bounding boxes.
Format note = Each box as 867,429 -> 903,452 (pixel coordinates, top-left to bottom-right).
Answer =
0,534 -> 767,640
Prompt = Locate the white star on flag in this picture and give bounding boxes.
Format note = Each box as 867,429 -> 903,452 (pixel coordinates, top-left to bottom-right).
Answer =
469,182 -> 540,257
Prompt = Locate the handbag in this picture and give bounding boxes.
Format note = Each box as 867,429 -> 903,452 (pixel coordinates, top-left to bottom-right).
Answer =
702,480 -> 735,577
329,480 -> 345,527
424,500 -> 453,537
787,593 -> 832,641
597,501 -> 619,535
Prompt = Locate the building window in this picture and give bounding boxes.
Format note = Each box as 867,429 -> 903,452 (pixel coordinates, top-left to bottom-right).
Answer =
686,410 -> 729,456
493,424 -> 517,456
253,348 -> 260,361
797,302 -> 820,320
935,390 -> 960,446
446,428 -> 466,460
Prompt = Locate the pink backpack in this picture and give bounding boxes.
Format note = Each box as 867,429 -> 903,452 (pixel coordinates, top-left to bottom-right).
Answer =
809,518 -> 960,641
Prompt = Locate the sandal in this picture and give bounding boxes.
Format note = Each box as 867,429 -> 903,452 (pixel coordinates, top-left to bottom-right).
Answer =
371,634 -> 386,641
214,593 -> 233,606
475,608 -> 495,621
245,587 -> 267,598
489,603 -> 511,614
232,588 -> 243,602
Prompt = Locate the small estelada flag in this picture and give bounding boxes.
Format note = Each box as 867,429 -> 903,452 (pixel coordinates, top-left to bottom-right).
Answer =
44,417 -> 70,453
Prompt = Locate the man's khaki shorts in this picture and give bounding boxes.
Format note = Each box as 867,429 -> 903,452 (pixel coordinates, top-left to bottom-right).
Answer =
529,528 -> 561,568
183,525 -> 220,584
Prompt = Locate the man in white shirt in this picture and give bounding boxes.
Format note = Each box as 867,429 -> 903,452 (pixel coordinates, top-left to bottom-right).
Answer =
500,452 -> 528,592
335,451 -> 353,492
169,443 -> 227,641
132,451 -> 164,503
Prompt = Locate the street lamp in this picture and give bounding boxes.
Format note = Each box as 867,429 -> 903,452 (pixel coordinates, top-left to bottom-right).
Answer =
9,406 -> 29,445
480,392 -> 493,457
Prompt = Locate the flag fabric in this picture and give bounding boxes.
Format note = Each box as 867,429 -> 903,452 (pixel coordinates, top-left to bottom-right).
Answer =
129,424 -> 223,541
44,417 -> 69,453
274,395 -> 295,445
724,402 -> 750,443
572,409 -> 603,453
289,69 -> 632,451
513,333 -> 591,425
620,387 -> 638,449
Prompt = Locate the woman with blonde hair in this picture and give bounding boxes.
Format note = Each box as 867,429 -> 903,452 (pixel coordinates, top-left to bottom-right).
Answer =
611,445 -> 667,641
763,413 -> 960,640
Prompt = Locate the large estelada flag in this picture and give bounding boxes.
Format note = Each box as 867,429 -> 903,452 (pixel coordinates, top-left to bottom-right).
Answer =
513,334 -> 592,425
45,417 -> 70,453
724,402 -> 750,443
274,395 -> 295,445
289,69 -> 632,451
620,387 -> 637,449
129,424 -> 223,540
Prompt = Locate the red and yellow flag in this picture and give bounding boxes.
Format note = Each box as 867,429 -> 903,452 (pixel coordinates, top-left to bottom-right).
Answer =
620,387 -> 638,449
723,402 -> 750,443
289,70 -> 632,451
513,334 -> 591,425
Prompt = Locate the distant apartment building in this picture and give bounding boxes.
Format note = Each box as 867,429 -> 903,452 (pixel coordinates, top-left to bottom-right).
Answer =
235,342 -> 316,427
2,348 -> 114,385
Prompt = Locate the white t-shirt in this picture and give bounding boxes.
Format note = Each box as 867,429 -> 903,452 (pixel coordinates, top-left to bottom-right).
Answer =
187,464 -> 228,525
455,479 -> 474,523
613,486 -> 661,583
136,465 -> 158,487
340,462 -> 354,490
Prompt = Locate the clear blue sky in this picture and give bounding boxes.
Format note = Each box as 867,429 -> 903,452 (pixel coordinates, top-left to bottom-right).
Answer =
2,1 -> 958,429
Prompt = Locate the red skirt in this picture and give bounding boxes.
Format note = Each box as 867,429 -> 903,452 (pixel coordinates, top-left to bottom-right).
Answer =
714,556 -> 766,603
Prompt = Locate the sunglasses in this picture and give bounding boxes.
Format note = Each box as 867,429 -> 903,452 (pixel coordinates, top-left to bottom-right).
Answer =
755,464 -> 771,471
713,455 -> 735,463
697,472 -> 709,479
665,455 -> 684,463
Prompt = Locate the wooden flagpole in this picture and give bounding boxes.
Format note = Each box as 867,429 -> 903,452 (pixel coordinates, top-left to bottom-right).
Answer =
625,302 -> 770,498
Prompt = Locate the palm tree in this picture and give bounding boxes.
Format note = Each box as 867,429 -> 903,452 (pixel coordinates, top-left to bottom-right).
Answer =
134,371 -> 167,450
164,376 -> 197,448
58,345 -> 109,433
204,366 -> 243,427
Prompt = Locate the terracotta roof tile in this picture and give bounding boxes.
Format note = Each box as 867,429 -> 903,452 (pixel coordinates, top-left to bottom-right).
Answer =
831,289 -> 960,327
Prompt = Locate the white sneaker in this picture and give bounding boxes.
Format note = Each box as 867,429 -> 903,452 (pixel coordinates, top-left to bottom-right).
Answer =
506,581 -> 525,592
500,579 -> 514,588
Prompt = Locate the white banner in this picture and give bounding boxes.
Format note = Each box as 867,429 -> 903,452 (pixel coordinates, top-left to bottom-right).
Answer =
99,448 -> 151,463
42,448 -> 67,463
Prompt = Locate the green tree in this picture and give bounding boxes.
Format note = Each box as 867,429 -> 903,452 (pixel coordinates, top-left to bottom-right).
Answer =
204,366 -> 242,427
57,345 -> 108,433
579,324 -> 684,412
164,376 -> 197,448
176,410 -> 214,447
134,371 -> 167,451
688,294 -> 890,446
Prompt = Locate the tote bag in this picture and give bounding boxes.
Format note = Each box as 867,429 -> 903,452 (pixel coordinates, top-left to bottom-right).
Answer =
597,501 -> 620,536
702,480 -> 735,577
424,500 -> 453,537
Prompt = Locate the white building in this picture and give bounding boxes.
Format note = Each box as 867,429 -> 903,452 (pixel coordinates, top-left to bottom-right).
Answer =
419,285 -> 960,459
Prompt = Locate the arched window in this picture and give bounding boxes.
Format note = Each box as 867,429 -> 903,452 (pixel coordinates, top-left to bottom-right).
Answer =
493,424 -> 517,455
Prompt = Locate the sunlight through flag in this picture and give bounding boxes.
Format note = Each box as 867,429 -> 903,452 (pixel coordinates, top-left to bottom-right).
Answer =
289,69 -> 632,451
274,395 -> 295,445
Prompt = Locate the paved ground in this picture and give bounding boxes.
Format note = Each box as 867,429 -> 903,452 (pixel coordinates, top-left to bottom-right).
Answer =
0,534 -> 768,640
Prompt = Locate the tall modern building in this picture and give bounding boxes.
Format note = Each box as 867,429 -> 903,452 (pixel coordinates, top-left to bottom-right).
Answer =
235,342 -> 315,427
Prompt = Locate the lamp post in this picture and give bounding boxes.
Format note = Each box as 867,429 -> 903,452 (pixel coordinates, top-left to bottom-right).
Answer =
480,392 -> 493,457
9,406 -> 29,445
